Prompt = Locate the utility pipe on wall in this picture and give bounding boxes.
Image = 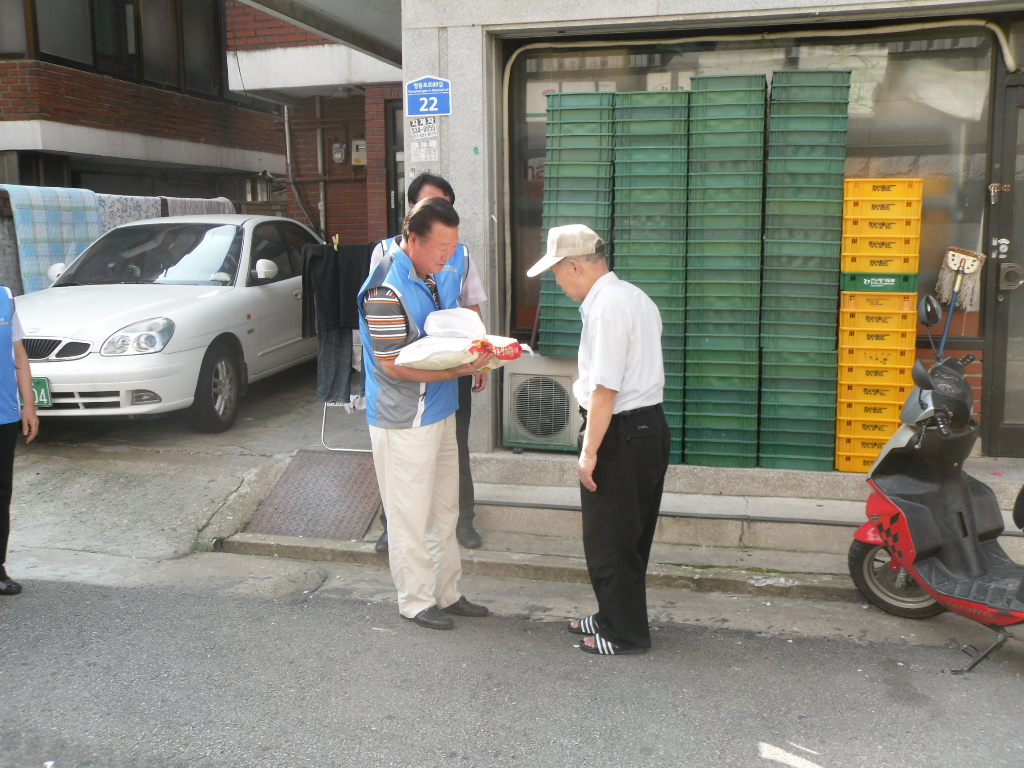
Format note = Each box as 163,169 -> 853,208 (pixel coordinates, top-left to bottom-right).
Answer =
284,105 -> 319,231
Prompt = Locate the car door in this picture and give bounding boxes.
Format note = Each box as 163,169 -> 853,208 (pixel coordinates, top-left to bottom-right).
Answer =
246,220 -> 317,376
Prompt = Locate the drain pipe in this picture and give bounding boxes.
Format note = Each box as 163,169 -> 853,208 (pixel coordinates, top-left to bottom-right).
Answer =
315,95 -> 327,235
284,104 -> 319,232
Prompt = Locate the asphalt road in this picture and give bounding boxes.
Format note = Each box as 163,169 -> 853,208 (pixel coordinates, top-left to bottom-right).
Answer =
3,559 -> 1024,768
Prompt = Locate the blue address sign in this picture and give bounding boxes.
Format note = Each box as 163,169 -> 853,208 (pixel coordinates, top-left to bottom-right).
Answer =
407,76 -> 452,117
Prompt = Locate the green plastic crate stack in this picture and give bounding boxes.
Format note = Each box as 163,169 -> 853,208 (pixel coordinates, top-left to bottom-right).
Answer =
683,74 -> 766,468
611,90 -> 689,461
759,69 -> 851,470
540,92 -> 615,358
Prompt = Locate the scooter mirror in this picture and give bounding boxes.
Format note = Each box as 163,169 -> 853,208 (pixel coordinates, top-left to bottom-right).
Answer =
918,294 -> 942,327
911,359 -> 932,390
1012,486 -> 1024,532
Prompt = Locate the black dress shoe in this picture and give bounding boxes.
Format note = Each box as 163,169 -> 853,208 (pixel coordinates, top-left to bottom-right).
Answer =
374,530 -> 389,554
456,524 -> 482,549
442,596 -> 489,617
0,575 -> 22,596
406,605 -> 454,630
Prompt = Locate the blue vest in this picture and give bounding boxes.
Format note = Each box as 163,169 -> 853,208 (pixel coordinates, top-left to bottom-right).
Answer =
358,239 -> 467,428
0,288 -> 22,425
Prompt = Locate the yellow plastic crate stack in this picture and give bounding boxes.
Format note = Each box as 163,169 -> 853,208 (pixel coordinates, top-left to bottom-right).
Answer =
836,178 -> 923,472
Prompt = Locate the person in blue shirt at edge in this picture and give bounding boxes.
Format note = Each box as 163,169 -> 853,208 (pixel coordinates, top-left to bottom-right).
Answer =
359,197 -> 493,630
0,286 -> 40,595
371,172 -> 488,552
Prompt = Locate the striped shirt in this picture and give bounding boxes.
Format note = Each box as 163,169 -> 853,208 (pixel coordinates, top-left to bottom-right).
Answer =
365,275 -> 442,361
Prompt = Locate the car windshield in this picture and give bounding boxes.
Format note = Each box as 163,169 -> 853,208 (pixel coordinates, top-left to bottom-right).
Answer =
55,223 -> 244,286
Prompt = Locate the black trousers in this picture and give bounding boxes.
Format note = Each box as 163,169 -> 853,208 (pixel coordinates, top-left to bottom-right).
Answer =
580,405 -> 670,649
380,374 -> 475,529
0,420 -> 21,569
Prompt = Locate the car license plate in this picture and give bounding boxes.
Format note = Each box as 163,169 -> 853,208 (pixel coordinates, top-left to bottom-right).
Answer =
32,377 -> 51,408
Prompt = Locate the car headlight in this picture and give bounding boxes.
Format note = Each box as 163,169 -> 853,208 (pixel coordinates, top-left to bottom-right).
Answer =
101,318 -> 175,356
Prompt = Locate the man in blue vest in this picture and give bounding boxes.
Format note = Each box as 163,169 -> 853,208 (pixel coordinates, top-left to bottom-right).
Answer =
359,197 -> 493,630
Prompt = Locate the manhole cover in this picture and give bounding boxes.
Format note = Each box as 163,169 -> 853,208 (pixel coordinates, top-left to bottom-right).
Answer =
246,450 -> 380,540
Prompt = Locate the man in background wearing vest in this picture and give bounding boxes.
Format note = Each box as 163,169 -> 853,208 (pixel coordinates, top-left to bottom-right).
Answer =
358,198 -> 493,630
527,224 -> 669,655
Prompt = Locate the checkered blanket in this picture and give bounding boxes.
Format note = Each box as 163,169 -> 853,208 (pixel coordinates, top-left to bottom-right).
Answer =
0,185 -> 102,294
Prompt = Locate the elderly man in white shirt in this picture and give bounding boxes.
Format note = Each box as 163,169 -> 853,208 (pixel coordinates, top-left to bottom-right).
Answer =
528,224 -> 669,656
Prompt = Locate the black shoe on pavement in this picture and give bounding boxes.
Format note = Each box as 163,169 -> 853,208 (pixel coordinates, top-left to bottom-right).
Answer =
0,569 -> 22,596
406,605 -> 454,630
456,524 -> 482,549
375,530 -> 389,554
442,596 -> 489,617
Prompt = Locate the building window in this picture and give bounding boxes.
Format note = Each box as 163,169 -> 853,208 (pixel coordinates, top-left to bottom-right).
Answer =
37,0 -> 94,65
94,0 -> 140,78
508,31 -> 994,337
140,0 -> 180,87
181,0 -> 221,96
0,0 -> 28,56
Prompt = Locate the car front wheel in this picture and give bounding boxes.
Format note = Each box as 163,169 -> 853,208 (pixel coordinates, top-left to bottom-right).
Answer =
188,342 -> 241,433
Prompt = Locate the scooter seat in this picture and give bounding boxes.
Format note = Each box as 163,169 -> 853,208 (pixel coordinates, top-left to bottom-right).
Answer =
916,540 -> 1024,614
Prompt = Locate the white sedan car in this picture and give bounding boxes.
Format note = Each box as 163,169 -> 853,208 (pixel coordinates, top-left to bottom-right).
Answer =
16,215 -> 321,432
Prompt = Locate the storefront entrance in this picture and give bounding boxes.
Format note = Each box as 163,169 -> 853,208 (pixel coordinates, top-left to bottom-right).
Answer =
983,82 -> 1024,457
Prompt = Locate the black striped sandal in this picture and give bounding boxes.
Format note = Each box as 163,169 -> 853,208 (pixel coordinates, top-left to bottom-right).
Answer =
579,632 -> 648,656
567,614 -> 600,636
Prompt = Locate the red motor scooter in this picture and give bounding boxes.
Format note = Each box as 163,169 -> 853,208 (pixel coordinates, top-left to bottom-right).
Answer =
849,294 -> 1024,673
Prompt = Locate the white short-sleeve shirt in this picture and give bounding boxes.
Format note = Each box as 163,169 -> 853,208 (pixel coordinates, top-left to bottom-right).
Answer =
573,272 -> 664,413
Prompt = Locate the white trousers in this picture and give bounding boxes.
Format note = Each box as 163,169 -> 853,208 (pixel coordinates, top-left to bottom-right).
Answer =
369,415 -> 462,618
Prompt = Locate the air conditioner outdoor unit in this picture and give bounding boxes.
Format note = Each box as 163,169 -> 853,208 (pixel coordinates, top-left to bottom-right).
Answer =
502,354 -> 582,452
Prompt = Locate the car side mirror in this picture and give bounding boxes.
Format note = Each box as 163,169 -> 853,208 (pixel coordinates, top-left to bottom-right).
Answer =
46,262 -> 66,282
1013,486 -> 1024,532
254,259 -> 278,281
918,294 -> 942,327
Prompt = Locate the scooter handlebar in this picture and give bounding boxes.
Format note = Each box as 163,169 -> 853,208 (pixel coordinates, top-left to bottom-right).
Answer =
934,410 -> 952,437
959,353 -> 977,368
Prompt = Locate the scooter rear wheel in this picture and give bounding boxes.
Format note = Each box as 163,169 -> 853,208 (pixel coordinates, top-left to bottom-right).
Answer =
848,540 -> 946,619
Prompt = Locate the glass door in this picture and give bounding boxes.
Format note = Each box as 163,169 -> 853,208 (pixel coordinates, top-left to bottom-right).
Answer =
385,100 -> 405,236
983,85 -> 1024,456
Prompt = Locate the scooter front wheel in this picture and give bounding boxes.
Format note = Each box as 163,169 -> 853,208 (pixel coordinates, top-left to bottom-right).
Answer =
848,540 -> 946,619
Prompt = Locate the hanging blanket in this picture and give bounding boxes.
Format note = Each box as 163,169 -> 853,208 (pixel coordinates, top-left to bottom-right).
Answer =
163,196 -> 235,216
97,194 -> 162,233
0,185 -> 102,293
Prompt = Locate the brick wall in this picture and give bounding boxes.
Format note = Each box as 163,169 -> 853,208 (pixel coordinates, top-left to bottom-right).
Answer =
0,60 -> 281,155
225,0 -> 331,51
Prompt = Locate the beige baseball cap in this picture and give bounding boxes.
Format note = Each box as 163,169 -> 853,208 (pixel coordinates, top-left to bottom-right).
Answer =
526,224 -> 603,277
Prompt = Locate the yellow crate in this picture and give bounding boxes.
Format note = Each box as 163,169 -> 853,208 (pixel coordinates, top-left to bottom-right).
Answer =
842,235 -> 921,257
839,308 -> 917,331
837,435 -> 892,455
838,328 -> 916,349
836,452 -> 877,473
840,346 -> 916,367
842,253 -> 920,273
838,363 -> 914,386
844,178 -> 924,201
835,416 -> 902,439
839,382 -> 913,403
843,217 -> 922,238
838,398 -> 903,421
840,291 -> 916,312
843,197 -> 923,219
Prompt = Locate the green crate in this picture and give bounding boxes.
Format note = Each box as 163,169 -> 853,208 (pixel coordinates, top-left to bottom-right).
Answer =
688,184 -> 764,202
685,346 -> 757,363
687,241 -> 762,258
841,273 -> 920,292
687,265 -> 761,283
687,200 -> 763,217
759,380 -> 838,400
615,91 -> 689,107
613,186 -> 688,203
689,143 -> 765,162
539,304 -> 583,323
769,114 -> 848,133
761,400 -> 836,421
760,427 -> 837,448
764,211 -> 843,230
772,69 -> 851,86
760,334 -> 838,352
615,132 -> 688,148
758,453 -> 835,471
764,224 -> 842,242
546,118 -> 614,135
687,280 -> 761,297
544,186 -> 614,204
546,146 -> 614,163
689,116 -> 766,133
615,225 -> 687,242
542,200 -> 613,218
769,100 -> 850,117
614,105 -> 688,122
689,101 -> 766,119
688,171 -> 764,189
768,148 -> 849,166
614,145 -> 689,163
612,242 -> 687,260
691,74 -> 768,92
689,211 -> 763,229
686,386 -> 760,404
686,255 -> 761,272
761,350 -> 838,372
761,294 -> 837,313
615,266 -> 686,283
546,131 -> 615,149
762,306 -> 838,326
543,161 -> 613,179
614,118 -> 688,136
686,330 -> 761,351
687,294 -> 761,311
547,92 -> 616,108
648,293 -> 686,313
616,199 -> 687,218
761,259 -> 840,276
689,158 -> 764,176
766,157 -> 846,175
765,198 -> 843,217
615,158 -> 688,176
765,172 -> 846,191
762,279 -> 839,299
688,129 -> 765,148
685,411 -> 759,429
685,448 -> 758,468
768,128 -> 848,148
762,239 -> 841,257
